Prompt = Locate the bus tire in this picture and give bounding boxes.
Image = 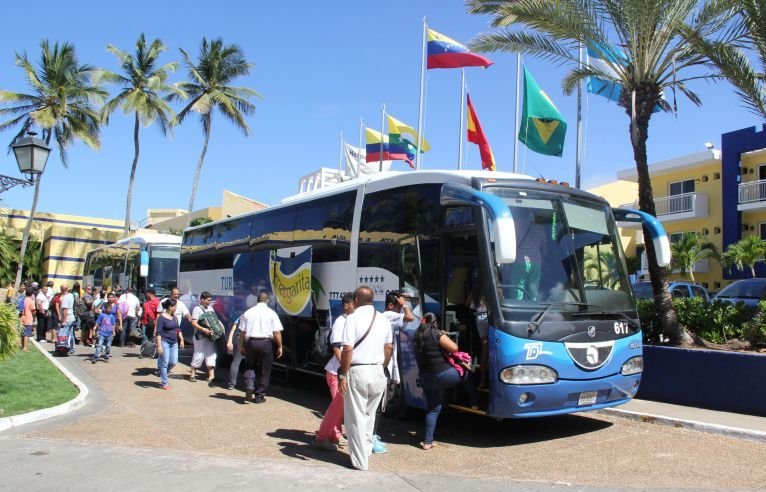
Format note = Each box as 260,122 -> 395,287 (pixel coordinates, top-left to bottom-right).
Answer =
382,379 -> 411,419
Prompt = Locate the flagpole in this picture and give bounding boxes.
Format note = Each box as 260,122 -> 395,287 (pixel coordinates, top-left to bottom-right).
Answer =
513,53 -> 521,174
576,43 -> 583,189
339,131 -> 344,176
416,17 -> 427,170
359,117 -> 364,169
380,103 -> 386,173
458,69 -> 466,170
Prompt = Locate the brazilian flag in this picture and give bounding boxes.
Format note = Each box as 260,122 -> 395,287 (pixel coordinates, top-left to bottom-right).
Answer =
518,67 -> 567,157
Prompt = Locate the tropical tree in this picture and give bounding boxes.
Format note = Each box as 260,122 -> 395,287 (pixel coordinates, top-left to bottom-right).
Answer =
584,248 -> 621,289
189,216 -> 213,227
0,229 -> 19,286
682,0 -> 766,121
99,33 -> 183,237
669,233 -> 718,282
0,40 -> 105,291
720,234 -> 766,277
466,0 -> 734,344
170,38 -> 262,228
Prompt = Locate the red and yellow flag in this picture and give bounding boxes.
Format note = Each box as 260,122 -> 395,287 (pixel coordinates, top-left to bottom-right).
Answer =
466,94 -> 496,171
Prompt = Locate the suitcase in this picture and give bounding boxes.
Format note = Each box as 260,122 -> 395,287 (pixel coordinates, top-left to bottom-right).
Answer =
140,340 -> 157,359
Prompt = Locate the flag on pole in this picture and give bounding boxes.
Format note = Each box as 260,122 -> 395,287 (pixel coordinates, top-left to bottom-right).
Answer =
466,94 -> 496,171
345,143 -> 391,177
427,28 -> 493,69
518,67 -> 567,157
365,128 -> 410,164
387,114 -> 430,168
586,46 -> 664,112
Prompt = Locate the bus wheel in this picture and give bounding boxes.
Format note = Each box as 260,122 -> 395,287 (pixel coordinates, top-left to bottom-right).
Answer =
382,379 -> 410,419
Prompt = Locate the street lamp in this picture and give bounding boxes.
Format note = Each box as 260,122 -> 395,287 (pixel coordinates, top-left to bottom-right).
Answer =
12,132 -> 51,182
12,131 -> 52,291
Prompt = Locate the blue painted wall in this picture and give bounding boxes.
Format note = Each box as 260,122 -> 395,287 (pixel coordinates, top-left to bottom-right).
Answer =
721,125 -> 766,279
637,345 -> 766,416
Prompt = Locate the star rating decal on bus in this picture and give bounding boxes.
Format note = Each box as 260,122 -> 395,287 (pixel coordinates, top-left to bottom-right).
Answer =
359,275 -> 385,283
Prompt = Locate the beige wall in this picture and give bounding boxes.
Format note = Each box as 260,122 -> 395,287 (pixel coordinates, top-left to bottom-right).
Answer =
148,190 -> 266,233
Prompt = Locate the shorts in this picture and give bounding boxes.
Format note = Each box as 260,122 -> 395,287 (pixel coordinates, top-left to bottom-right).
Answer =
191,336 -> 217,368
22,325 -> 34,337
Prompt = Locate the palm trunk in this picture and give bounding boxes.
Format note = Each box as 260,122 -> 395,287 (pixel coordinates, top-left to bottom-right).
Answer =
186,115 -> 211,229
625,87 -> 690,345
123,113 -> 141,238
689,269 -> 695,283
751,266 -> 756,278
14,175 -> 42,291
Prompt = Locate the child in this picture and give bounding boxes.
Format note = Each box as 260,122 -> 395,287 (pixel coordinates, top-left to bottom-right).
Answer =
92,293 -> 117,363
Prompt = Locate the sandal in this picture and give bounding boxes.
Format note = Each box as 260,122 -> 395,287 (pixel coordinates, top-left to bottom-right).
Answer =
189,376 -> 197,382
419,442 -> 436,450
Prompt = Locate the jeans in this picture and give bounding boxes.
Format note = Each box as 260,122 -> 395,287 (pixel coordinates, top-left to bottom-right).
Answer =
120,316 -> 138,345
141,321 -> 155,344
94,334 -> 114,359
421,367 -> 479,445
158,340 -> 178,386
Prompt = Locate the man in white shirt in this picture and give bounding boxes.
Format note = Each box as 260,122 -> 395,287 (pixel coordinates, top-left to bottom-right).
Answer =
157,287 -> 192,326
238,291 -> 283,404
117,287 -> 141,347
314,292 -> 355,451
338,286 -> 393,471
35,285 -> 51,342
190,291 -> 219,385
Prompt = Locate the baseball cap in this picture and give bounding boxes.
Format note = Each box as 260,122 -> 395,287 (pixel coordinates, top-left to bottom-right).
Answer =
46,281 -> 54,287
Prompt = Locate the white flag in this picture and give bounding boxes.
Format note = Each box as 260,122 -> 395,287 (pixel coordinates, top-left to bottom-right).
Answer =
344,143 -> 391,178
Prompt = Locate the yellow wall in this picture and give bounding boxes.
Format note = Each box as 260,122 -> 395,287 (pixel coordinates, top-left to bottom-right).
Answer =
586,180 -> 639,256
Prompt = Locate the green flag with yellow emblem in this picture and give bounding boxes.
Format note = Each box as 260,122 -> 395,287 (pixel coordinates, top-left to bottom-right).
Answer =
518,67 -> 567,157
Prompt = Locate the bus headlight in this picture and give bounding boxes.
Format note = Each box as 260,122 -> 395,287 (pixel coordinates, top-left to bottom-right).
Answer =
500,365 -> 558,385
621,356 -> 644,376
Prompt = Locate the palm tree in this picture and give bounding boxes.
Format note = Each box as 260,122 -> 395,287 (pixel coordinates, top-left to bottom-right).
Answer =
0,40 -> 105,291
465,0 -> 731,344
99,33 -> 184,237
0,229 -> 19,286
720,235 -> 766,278
682,0 -> 766,121
669,233 -> 718,282
170,38 -> 262,228
584,248 -> 621,289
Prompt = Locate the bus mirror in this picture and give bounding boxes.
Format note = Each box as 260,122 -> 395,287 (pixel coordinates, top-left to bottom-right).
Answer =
612,208 -> 671,267
440,182 -> 516,263
494,216 -> 516,264
139,250 -> 149,278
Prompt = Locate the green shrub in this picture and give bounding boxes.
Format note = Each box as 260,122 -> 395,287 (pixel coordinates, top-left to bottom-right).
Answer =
0,302 -> 19,362
742,301 -> 766,348
636,297 -> 756,344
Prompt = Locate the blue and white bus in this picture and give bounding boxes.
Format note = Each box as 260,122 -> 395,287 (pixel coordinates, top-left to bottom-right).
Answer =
179,170 -> 669,418
83,233 -> 182,299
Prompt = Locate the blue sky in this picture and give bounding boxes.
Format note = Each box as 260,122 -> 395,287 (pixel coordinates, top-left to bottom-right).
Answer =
0,0 -> 762,221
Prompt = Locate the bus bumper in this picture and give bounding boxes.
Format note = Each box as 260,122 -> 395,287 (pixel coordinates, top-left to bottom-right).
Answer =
487,372 -> 642,419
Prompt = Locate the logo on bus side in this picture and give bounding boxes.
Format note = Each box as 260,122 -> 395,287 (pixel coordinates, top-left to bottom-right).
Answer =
523,342 -> 553,360
269,247 -> 312,317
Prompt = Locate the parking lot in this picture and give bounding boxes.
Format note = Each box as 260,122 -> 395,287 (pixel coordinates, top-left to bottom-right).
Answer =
18,346 -> 766,490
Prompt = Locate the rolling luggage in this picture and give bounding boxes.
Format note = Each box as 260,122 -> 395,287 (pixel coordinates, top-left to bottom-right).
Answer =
140,340 -> 157,358
55,324 -> 75,355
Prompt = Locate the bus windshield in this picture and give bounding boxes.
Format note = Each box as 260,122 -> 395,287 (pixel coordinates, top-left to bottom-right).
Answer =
485,187 -> 633,324
148,245 -> 180,297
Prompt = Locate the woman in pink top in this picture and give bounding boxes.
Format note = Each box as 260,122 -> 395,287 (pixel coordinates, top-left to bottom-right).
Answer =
20,286 -> 37,351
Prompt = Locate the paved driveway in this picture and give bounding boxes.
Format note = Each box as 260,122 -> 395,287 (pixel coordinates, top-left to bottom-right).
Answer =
17,346 -> 766,490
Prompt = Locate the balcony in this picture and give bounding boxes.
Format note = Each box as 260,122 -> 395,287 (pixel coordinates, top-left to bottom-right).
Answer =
619,192 -> 708,227
738,179 -> 766,211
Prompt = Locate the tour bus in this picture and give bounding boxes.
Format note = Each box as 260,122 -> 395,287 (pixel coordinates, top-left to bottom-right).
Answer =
179,170 -> 670,419
83,233 -> 182,299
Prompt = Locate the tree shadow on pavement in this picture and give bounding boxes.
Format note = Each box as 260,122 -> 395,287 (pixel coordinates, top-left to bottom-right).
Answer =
267,428 -> 352,468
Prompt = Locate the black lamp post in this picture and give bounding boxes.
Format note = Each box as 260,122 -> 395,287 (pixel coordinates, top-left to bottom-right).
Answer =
12,132 -> 52,291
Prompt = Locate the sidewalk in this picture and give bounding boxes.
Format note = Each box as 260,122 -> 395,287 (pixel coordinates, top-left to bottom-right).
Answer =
603,398 -> 766,442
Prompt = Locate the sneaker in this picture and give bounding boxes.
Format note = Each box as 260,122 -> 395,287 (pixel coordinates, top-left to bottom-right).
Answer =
254,395 -> 266,404
245,390 -> 253,402
227,383 -> 235,390
207,379 -> 216,388
91,357 -> 97,364
312,439 -> 338,451
372,435 -> 388,454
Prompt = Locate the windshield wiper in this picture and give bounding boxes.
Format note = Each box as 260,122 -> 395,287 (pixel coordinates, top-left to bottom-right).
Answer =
528,302 -> 602,335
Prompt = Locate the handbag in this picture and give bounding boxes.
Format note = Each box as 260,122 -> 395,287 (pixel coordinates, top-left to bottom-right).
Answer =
140,340 -> 157,358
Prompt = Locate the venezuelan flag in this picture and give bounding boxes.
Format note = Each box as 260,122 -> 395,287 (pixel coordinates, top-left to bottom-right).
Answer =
365,128 -> 409,164
427,28 -> 493,70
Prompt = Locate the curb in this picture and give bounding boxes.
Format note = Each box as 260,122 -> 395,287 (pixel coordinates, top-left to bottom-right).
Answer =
601,407 -> 766,443
0,338 -> 89,433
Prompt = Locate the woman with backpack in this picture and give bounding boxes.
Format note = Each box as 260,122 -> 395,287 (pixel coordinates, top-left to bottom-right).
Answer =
414,313 -> 479,450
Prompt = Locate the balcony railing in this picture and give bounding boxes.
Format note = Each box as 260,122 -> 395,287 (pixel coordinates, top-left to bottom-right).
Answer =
739,179 -> 766,204
620,192 -> 703,217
